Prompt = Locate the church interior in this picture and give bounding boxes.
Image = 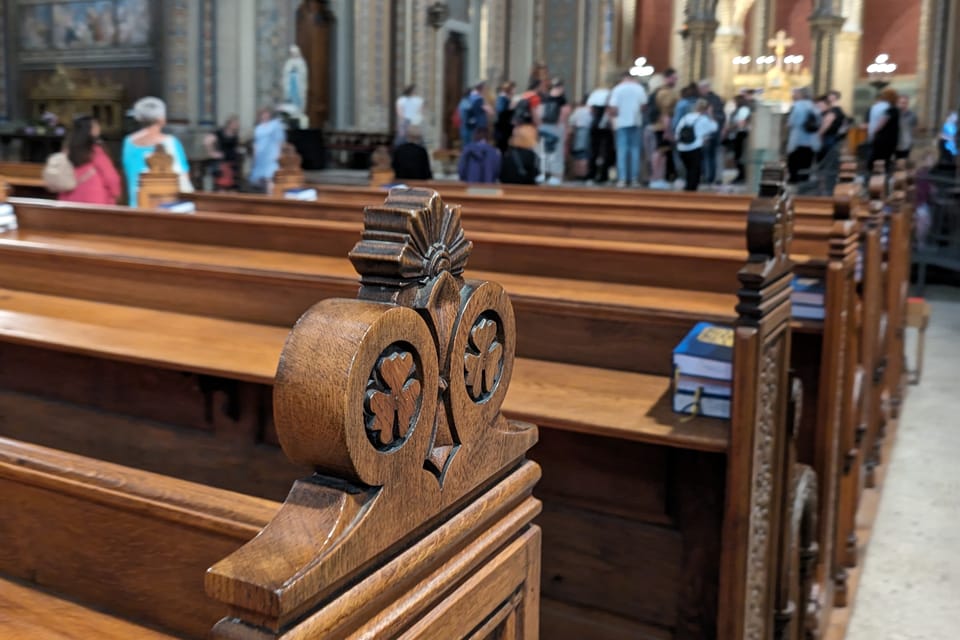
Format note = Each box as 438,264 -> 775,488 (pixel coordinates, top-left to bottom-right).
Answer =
0,1 -> 958,639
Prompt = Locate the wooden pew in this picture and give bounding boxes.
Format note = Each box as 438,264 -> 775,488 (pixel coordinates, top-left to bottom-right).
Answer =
0,160 -> 51,198
0,436 -> 279,637
0,188 -> 812,638
182,176 -> 868,611
137,145 -> 181,209
6,175 -> 864,627
205,191 -> 543,637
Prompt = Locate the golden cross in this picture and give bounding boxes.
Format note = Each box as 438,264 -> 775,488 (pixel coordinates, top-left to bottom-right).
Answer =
768,29 -> 795,61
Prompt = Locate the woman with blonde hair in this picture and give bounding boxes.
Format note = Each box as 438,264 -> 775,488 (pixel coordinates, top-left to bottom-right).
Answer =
121,97 -> 192,206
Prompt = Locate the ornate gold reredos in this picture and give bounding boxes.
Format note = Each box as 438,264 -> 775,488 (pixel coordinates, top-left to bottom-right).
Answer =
275,189 -> 521,490
747,164 -> 793,264
145,144 -> 173,174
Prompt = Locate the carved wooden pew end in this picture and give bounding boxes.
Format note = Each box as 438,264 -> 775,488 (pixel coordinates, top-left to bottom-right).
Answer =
206,188 -> 541,638
272,144 -> 305,197
137,145 -> 180,209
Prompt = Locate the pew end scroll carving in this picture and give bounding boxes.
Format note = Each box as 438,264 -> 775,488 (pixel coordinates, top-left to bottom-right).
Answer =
206,188 -> 541,639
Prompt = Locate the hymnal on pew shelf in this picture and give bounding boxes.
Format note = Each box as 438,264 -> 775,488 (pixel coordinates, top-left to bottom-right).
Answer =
792,277 -> 825,306
672,322 -> 734,420
672,322 -> 734,381
158,201 -> 196,214
284,187 -> 318,201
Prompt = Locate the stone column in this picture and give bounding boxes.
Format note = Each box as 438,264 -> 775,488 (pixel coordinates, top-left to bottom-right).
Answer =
749,0 -> 774,59
833,30 -> 861,114
712,29 -> 744,98
809,11 -> 845,96
685,18 -> 719,83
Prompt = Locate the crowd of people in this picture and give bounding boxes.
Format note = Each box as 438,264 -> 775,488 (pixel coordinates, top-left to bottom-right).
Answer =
42,97 -> 301,205
37,73 -> 960,206
392,65 -> 764,191
390,62 -> 960,194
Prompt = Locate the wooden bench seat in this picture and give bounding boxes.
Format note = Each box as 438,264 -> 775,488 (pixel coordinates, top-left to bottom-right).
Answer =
0,287 -> 726,452
0,577 -> 178,640
0,436 -> 278,637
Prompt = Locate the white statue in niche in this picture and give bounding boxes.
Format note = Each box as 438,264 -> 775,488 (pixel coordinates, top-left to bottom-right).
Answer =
282,45 -> 308,125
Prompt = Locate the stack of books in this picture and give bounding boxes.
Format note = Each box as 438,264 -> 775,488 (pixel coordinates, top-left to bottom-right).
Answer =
158,201 -> 196,214
672,322 -> 733,420
0,203 -> 16,231
284,187 -> 318,201
792,277 -> 825,320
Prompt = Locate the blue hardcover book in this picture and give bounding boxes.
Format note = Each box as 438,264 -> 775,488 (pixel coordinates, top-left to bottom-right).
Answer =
284,187 -> 318,201
793,303 -> 826,320
672,322 -> 734,381
158,201 -> 196,214
791,277 -> 825,306
673,389 -> 731,419
675,371 -> 732,397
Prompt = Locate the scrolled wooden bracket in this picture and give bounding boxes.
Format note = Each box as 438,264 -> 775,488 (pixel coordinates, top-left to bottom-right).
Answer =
206,188 -> 537,634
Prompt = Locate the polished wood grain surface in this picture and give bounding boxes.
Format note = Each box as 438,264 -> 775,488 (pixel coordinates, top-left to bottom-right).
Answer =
0,437 -> 278,637
0,288 -> 727,451
0,577 -> 178,640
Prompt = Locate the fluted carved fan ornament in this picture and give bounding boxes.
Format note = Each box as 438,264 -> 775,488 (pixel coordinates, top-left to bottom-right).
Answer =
207,188 -> 537,627
145,144 -> 174,174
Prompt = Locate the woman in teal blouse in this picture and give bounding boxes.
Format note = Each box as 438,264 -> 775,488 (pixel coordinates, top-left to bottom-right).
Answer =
122,97 -> 192,207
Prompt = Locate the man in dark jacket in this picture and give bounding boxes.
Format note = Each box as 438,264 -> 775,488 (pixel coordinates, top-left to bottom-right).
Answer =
458,128 -> 501,183
392,127 -> 433,180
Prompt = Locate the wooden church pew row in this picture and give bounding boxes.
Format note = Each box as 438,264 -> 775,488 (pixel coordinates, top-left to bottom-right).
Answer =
0,436 -> 278,637
13,191 -> 835,256
11,176 -> 867,598
5,180 -> 861,614
0,160 -> 52,199
186,183 -> 837,226
202,187 -> 803,639
0,188 -> 808,636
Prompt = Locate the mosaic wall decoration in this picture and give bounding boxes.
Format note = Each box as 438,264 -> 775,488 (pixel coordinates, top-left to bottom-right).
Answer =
164,0 -> 189,121
197,0 -> 216,124
17,0 -> 152,64
0,1 -> 8,119
255,0 -> 296,108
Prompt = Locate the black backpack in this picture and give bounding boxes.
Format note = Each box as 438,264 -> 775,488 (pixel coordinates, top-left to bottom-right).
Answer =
803,109 -> 820,133
542,98 -> 561,124
646,89 -> 661,126
512,97 -> 533,126
678,116 -> 699,144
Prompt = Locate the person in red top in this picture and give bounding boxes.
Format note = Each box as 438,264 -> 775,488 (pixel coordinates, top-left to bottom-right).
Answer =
58,116 -> 122,205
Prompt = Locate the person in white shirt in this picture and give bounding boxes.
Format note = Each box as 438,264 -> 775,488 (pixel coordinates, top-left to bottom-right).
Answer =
396,84 -> 424,143
606,70 -> 648,186
674,99 -> 719,191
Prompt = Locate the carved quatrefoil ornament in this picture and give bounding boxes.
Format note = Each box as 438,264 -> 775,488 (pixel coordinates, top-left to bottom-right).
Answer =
274,188 -> 532,491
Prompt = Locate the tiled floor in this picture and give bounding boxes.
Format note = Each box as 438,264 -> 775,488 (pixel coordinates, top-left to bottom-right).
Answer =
845,285 -> 960,639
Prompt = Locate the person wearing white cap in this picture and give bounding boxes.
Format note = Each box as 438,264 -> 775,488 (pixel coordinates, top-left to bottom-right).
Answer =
121,96 -> 192,206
